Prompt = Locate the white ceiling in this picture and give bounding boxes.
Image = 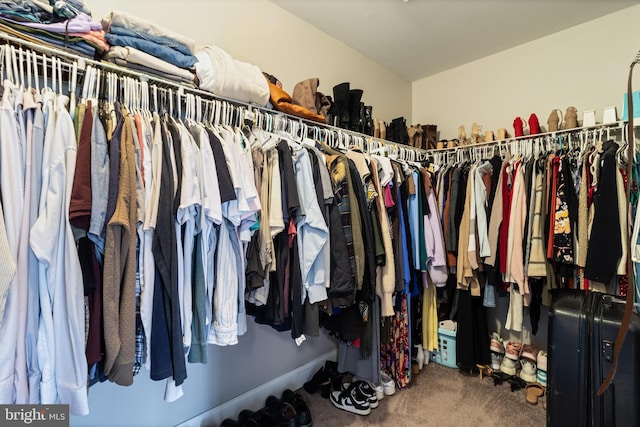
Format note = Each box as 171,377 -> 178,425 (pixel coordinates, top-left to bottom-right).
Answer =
271,0 -> 637,82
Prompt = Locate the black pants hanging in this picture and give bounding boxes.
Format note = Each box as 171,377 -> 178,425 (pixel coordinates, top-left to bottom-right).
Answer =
455,289 -> 491,371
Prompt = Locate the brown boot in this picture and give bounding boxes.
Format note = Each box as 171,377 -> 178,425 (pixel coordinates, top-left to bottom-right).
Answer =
407,125 -> 422,148
497,128 -> 508,140
423,124 -> 437,150
437,140 -> 445,149
373,118 -> 380,139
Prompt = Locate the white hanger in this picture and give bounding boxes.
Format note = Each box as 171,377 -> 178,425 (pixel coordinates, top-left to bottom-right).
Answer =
69,61 -> 77,117
9,45 -> 18,86
80,65 -> 91,103
152,84 -> 158,114
56,58 -> 62,96
168,88 -> 174,117
41,53 -> 47,93
18,47 -> 25,89
196,95 -> 202,123
51,56 -> 56,93
25,50 -> 32,90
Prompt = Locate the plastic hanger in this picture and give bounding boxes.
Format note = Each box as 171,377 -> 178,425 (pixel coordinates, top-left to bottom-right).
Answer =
18,47 -> 25,89
69,61 -> 77,117
25,50 -> 32,90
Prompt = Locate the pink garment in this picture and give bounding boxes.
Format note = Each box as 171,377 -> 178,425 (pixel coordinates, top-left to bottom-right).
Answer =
384,184 -> 395,208
424,179 -> 447,286
506,162 -> 531,305
69,30 -> 109,51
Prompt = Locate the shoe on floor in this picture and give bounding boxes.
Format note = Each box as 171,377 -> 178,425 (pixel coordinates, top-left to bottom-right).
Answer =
282,389 -> 312,427
500,357 -> 518,376
519,359 -> 538,383
537,350 -> 547,372
330,386 -> 371,416
380,371 -> 396,396
342,381 -> 378,409
489,332 -> 505,354
504,341 -> 523,361
490,351 -> 504,371
525,383 -> 545,405
521,344 -> 538,363
265,395 -> 298,427
304,367 -> 328,395
537,370 -> 548,388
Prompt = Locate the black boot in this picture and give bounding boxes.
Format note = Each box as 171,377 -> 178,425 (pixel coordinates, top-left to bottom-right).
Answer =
348,89 -> 363,132
364,106 -> 373,136
386,122 -> 396,143
325,96 -> 336,127
392,117 -> 409,145
332,82 -> 350,129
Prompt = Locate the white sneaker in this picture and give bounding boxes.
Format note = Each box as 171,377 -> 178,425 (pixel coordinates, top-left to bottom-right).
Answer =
537,350 -> 548,372
380,371 -> 396,396
330,387 -> 371,416
500,357 -> 517,376
490,351 -> 503,371
537,370 -> 548,387
489,332 -> 505,354
372,383 -> 384,401
519,359 -> 537,383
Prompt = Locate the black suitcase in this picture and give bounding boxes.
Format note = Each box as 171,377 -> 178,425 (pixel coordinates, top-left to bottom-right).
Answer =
548,289 -> 640,427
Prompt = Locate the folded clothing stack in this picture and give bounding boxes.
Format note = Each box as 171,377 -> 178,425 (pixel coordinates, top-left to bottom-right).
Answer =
195,45 -> 270,106
0,0 -> 107,57
102,10 -> 197,83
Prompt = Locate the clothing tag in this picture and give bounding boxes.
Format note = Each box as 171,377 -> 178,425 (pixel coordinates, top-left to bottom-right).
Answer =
295,334 -> 307,347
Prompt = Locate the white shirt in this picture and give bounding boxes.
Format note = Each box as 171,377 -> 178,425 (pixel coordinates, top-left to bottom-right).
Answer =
0,81 -> 24,407
30,93 -> 88,415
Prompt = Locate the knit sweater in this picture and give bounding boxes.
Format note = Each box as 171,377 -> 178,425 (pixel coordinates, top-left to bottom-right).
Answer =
103,108 -> 137,386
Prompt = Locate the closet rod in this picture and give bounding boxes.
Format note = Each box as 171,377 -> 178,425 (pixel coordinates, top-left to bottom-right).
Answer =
0,30 -> 429,157
428,121 -> 631,154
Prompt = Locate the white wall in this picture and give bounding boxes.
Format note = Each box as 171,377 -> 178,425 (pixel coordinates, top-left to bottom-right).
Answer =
87,0 -> 412,123
412,5 -> 640,140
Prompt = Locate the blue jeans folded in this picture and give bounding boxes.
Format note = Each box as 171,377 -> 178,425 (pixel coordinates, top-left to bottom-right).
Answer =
106,33 -> 197,69
108,25 -> 193,57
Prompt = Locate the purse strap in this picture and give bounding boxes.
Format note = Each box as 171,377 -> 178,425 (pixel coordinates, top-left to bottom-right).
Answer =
597,53 -> 639,396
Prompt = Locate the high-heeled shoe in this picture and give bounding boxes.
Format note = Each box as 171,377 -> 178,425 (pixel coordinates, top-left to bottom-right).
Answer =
528,113 -> 540,135
476,364 -> 493,380
547,109 -> 562,132
513,117 -> 525,137
565,106 -> 578,129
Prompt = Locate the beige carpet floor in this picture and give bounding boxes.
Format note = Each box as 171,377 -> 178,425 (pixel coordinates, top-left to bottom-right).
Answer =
299,362 -> 546,427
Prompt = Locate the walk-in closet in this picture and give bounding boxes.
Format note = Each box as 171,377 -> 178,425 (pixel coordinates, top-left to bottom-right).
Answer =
0,1 -> 639,426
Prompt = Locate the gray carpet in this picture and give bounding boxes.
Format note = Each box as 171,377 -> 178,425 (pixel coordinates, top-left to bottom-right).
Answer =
300,362 -> 546,426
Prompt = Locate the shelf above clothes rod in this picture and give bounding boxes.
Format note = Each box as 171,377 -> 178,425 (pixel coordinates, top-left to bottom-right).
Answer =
428,120 -> 630,154
0,30 -> 431,160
